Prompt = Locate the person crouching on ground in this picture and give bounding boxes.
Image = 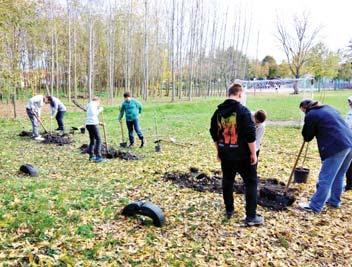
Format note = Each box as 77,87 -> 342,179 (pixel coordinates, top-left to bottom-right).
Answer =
86,97 -> 104,163
345,96 -> 352,190
252,110 -> 267,165
117,92 -> 145,148
298,99 -> 352,212
209,83 -> 264,226
46,96 -> 67,134
26,95 -> 48,141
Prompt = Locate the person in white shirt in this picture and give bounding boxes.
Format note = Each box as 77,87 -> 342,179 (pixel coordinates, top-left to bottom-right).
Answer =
251,110 -> 267,167
345,96 -> 352,190
46,96 -> 67,133
26,95 -> 48,140
86,97 -> 104,163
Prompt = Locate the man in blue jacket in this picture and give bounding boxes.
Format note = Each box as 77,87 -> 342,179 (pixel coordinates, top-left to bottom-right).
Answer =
118,92 -> 144,148
298,99 -> 352,213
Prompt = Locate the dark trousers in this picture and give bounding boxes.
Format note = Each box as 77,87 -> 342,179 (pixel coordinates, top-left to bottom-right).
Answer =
221,158 -> 258,219
56,111 -> 65,131
126,119 -> 144,144
346,162 -> 352,189
86,125 -> 102,157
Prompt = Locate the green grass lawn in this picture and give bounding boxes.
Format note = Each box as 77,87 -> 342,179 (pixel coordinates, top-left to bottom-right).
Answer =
0,90 -> 351,265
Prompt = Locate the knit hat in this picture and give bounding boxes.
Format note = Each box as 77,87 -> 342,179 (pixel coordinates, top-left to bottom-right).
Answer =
299,99 -> 318,110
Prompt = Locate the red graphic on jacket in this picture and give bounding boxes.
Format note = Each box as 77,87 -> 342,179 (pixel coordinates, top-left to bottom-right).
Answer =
217,112 -> 238,144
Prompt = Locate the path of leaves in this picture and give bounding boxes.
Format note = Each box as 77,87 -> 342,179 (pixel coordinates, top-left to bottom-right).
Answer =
1,123 -> 352,266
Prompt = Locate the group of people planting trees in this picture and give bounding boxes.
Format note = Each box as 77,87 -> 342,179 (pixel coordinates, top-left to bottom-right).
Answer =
210,83 -> 352,226
25,92 -> 144,162
25,83 -> 352,227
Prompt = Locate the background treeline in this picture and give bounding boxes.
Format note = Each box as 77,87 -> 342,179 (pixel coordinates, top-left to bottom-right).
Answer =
0,0 -> 352,107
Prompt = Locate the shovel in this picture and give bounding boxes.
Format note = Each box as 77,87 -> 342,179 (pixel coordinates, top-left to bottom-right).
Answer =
119,121 -> 127,148
32,112 -> 48,133
285,141 -> 307,194
100,113 -> 109,152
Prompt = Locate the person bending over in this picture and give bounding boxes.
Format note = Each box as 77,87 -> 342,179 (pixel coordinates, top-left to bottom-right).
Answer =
298,99 -> 352,212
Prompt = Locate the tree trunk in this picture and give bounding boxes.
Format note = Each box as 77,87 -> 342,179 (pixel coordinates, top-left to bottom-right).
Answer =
67,0 -> 72,102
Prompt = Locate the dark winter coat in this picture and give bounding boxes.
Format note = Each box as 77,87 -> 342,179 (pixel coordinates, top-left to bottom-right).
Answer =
302,105 -> 352,160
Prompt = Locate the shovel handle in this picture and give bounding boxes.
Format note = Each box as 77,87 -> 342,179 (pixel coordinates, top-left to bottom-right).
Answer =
100,113 -> 108,151
285,141 -> 306,194
32,112 -> 48,133
120,120 -> 126,142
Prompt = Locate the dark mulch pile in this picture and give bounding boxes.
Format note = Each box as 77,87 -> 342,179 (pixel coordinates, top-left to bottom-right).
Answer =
79,144 -> 141,160
19,131 -> 73,146
42,133 -> 73,146
19,131 -> 32,137
163,168 -> 296,211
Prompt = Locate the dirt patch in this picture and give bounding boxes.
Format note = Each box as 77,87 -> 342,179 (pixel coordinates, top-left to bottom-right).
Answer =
42,133 -> 73,146
19,131 -> 73,146
163,168 -> 296,211
79,144 -> 141,160
19,131 -> 33,137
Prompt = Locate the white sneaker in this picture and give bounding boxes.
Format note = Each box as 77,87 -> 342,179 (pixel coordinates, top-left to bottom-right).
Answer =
34,136 -> 44,141
298,202 -> 315,213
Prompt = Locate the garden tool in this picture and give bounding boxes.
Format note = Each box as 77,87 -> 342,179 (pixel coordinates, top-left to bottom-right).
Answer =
285,141 -> 307,193
50,116 -> 53,133
119,121 -> 127,148
32,112 -> 48,133
100,112 -> 109,151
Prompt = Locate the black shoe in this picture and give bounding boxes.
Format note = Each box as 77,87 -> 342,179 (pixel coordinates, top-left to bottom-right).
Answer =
245,215 -> 264,227
128,143 -> 134,148
225,210 -> 234,219
140,139 -> 145,148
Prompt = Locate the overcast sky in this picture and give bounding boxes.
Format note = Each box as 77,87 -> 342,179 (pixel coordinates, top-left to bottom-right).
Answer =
233,0 -> 352,62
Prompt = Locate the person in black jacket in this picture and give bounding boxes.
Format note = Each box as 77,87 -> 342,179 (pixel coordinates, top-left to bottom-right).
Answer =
298,99 -> 352,213
210,83 -> 264,226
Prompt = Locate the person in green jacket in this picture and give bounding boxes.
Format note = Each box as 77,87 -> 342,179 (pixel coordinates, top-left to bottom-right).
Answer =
118,92 -> 145,148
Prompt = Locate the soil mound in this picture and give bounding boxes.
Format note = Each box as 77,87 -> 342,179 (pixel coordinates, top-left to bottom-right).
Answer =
79,144 -> 140,160
42,133 -> 73,146
163,168 -> 296,211
19,131 -> 73,146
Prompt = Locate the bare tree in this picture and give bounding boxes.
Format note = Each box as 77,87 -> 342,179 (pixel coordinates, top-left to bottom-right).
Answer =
142,0 -> 149,101
67,0 -> 72,101
170,0 -> 176,101
276,13 -> 320,94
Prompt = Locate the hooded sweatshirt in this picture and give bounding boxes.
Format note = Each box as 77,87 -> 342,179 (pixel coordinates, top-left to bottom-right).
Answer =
86,101 -> 103,125
118,98 -> 142,121
26,95 -> 44,116
302,105 -> 352,160
50,96 -> 67,117
210,99 -> 256,160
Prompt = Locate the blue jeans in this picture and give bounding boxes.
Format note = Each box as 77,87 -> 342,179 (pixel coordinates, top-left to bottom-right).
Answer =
126,119 -> 143,144
26,108 -> 39,137
310,148 -> 352,212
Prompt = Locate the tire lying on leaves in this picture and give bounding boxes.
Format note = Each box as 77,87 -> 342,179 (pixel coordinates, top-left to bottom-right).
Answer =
121,201 -> 165,227
19,164 -> 38,177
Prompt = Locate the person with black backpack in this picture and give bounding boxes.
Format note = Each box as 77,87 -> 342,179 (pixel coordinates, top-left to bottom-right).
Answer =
209,83 -> 264,226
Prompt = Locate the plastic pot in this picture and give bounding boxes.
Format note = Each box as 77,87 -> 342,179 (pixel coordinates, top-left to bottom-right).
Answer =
155,144 -> 161,152
294,167 -> 309,183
